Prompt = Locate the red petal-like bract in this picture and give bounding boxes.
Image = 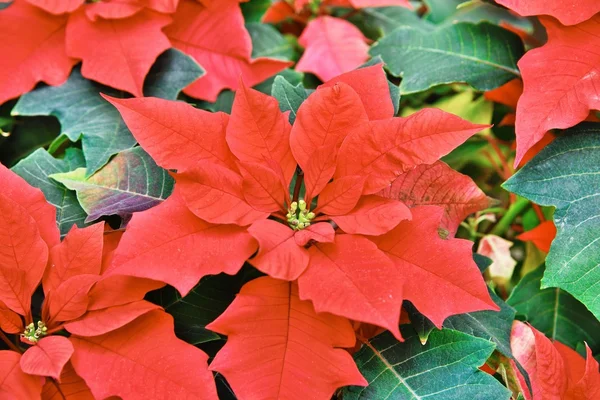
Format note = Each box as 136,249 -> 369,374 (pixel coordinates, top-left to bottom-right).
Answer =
45,274 -> 99,324
70,310 -> 218,399
20,336 -> 74,380
44,223 -> 104,295
0,351 -> 44,399
262,0 -> 295,23
26,0 -> 83,14
331,196 -> 411,236
294,222 -> 336,246
298,234 -> 404,340
239,161 -> 288,212
513,16 -> 600,166
0,193 -> 48,316
165,0 -> 290,101
41,362 -> 93,400
372,206 -> 498,327
0,301 -> 23,334
516,220 -> 557,253
228,84 -> 296,185
336,108 -> 489,194
66,9 -> 171,96
248,220 -> 309,280
316,175 -> 366,216
207,277 -> 367,400
0,1 -> 76,104
175,161 -> 269,226
378,161 -> 489,236
104,95 -> 235,171
296,16 -> 369,82
496,0 -> 600,26
106,190 -> 257,296
84,0 -> 144,20
86,275 -> 163,310
303,144 -> 338,202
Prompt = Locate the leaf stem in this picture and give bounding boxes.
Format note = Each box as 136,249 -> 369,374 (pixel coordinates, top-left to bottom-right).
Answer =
292,171 -> 304,203
490,197 -> 530,236
0,331 -> 22,353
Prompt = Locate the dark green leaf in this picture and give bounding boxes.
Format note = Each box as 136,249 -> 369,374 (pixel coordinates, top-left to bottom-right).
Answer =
423,0 -> 463,23
0,116 -> 60,167
357,6 -> 434,38
503,123 -> 600,322
144,48 -> 205,100
439,2 -> 533,33
247,22 -> 295,60
370,22 -> 524,94
272,76 -> 307,124
241,0 -> 271,23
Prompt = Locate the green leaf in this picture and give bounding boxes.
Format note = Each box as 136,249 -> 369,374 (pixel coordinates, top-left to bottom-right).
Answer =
439,1 -> 533,33
344,327 -> 510,400
507,265 -> 600,353
12,68 -> 135,175
241,0 -> 271,23
144,48 -> 205,100
49,147 -> 174,223
423,0 -> 464,23
503,123 -> 600,322
12,148 -> 88,236
370,22 -> 524,94
247,22 -> 295,60
356,6 -> 434,38
272,76 -> 308,124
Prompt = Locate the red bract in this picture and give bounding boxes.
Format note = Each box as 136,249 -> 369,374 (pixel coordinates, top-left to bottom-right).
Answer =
0,165 -> 217,399
106,65 -> 496,399
496,0 -> 600,26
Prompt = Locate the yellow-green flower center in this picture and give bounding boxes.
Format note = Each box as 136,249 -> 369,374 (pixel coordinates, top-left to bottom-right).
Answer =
287,200 -> 315,230
22,321 -> 47,343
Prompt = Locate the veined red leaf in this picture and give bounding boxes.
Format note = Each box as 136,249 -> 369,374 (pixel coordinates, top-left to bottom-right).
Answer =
106,190 -> 257,296
44,223 -> 104,295
247,220 -> 309,280
320,64 -> 395,120
298,234 -> 404,340
176,161 -> 269,226
228,84 -> 296,185
331,196 -> 411,236
100,229 -> 123,275
290,82 -> 369,172
0,301 -> 23,334
65,300 -> 160,337
0,165 -> 59,248
294,222 -> 336,246
569,346 -> 600,399
85,0 -> 143,20
484,78 -> 522,110
70,310 -> 218,399
86,276 -> 163,311
0,1 -> 76,104
372,206 -> 498,327
495,0 -> 600,26
41,362 -> 93,400
66,9 -> 171,97
207,277 -> 366,400
303,144 -> 338,202
378,161 -> 489,236
516,220 -> 557,253
0,193 -> 48,316
26,0 -> 83,14
20,336 -> 74,380
145,0 -> 179,14
165,0 -> 290,101
262,0 -> 295,23
336,108 -> 488,194
296,16 -> 369,82
104,95 -> 235,171
239,162 -> 288,212
315,175 -> 366,216
0,351 -> 44,399
45,275 -> 99,325
513,16 -> 600,166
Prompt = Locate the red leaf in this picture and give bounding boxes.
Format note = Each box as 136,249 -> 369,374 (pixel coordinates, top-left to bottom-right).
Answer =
298,234 -> 404,340
372,206 -> 498,327
0,194 -> 49,316
165,0 -> 290,101
247,220 -> 309,280
0,1 -> 76,104
65,300 -> 160,336
145,0 -> 179,14
99,228 -> 123,275
20,336 -> 74,380
106,190 -> 257,295
228,84 -> 296,185
331,196 -> 411,236
207,277 -> 366,399
26,0 -> 83,14
41,362 -> 93,400
0,165 -> 59,248
175,161 -> 269,226
0,301 -> 23,334
315,175 -> 366,216
104,95 -> 235,171
290,82 -> 369,172
343,0 -> 411,7
296,16 -> 369,82
66,9 -> 171,96
336,108 -> 488,194
0,351 -> 44,399
484,78 -> 523,110
45,275 -> 99,325
70,310 -> 218,399
239,162 -> 288,212
294,222 -> 335,246
513,16 -> 600,166
262,0 -> 295,23
569,346 -> 600,399
320,64 -> 395,120
303,144 -> 338,202
86,276 -> 163,311
84,1 -> 143,20
495,0 -> 600,26
44,223 -> 104,295
517,220 -> 557,253
378,161 -> 490,236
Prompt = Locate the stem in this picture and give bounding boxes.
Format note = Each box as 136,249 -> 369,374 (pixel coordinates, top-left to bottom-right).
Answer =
490,197 -> 530,236
532,203 -> 546,222
292,171 -> 304,203
0,331 -> 22,353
